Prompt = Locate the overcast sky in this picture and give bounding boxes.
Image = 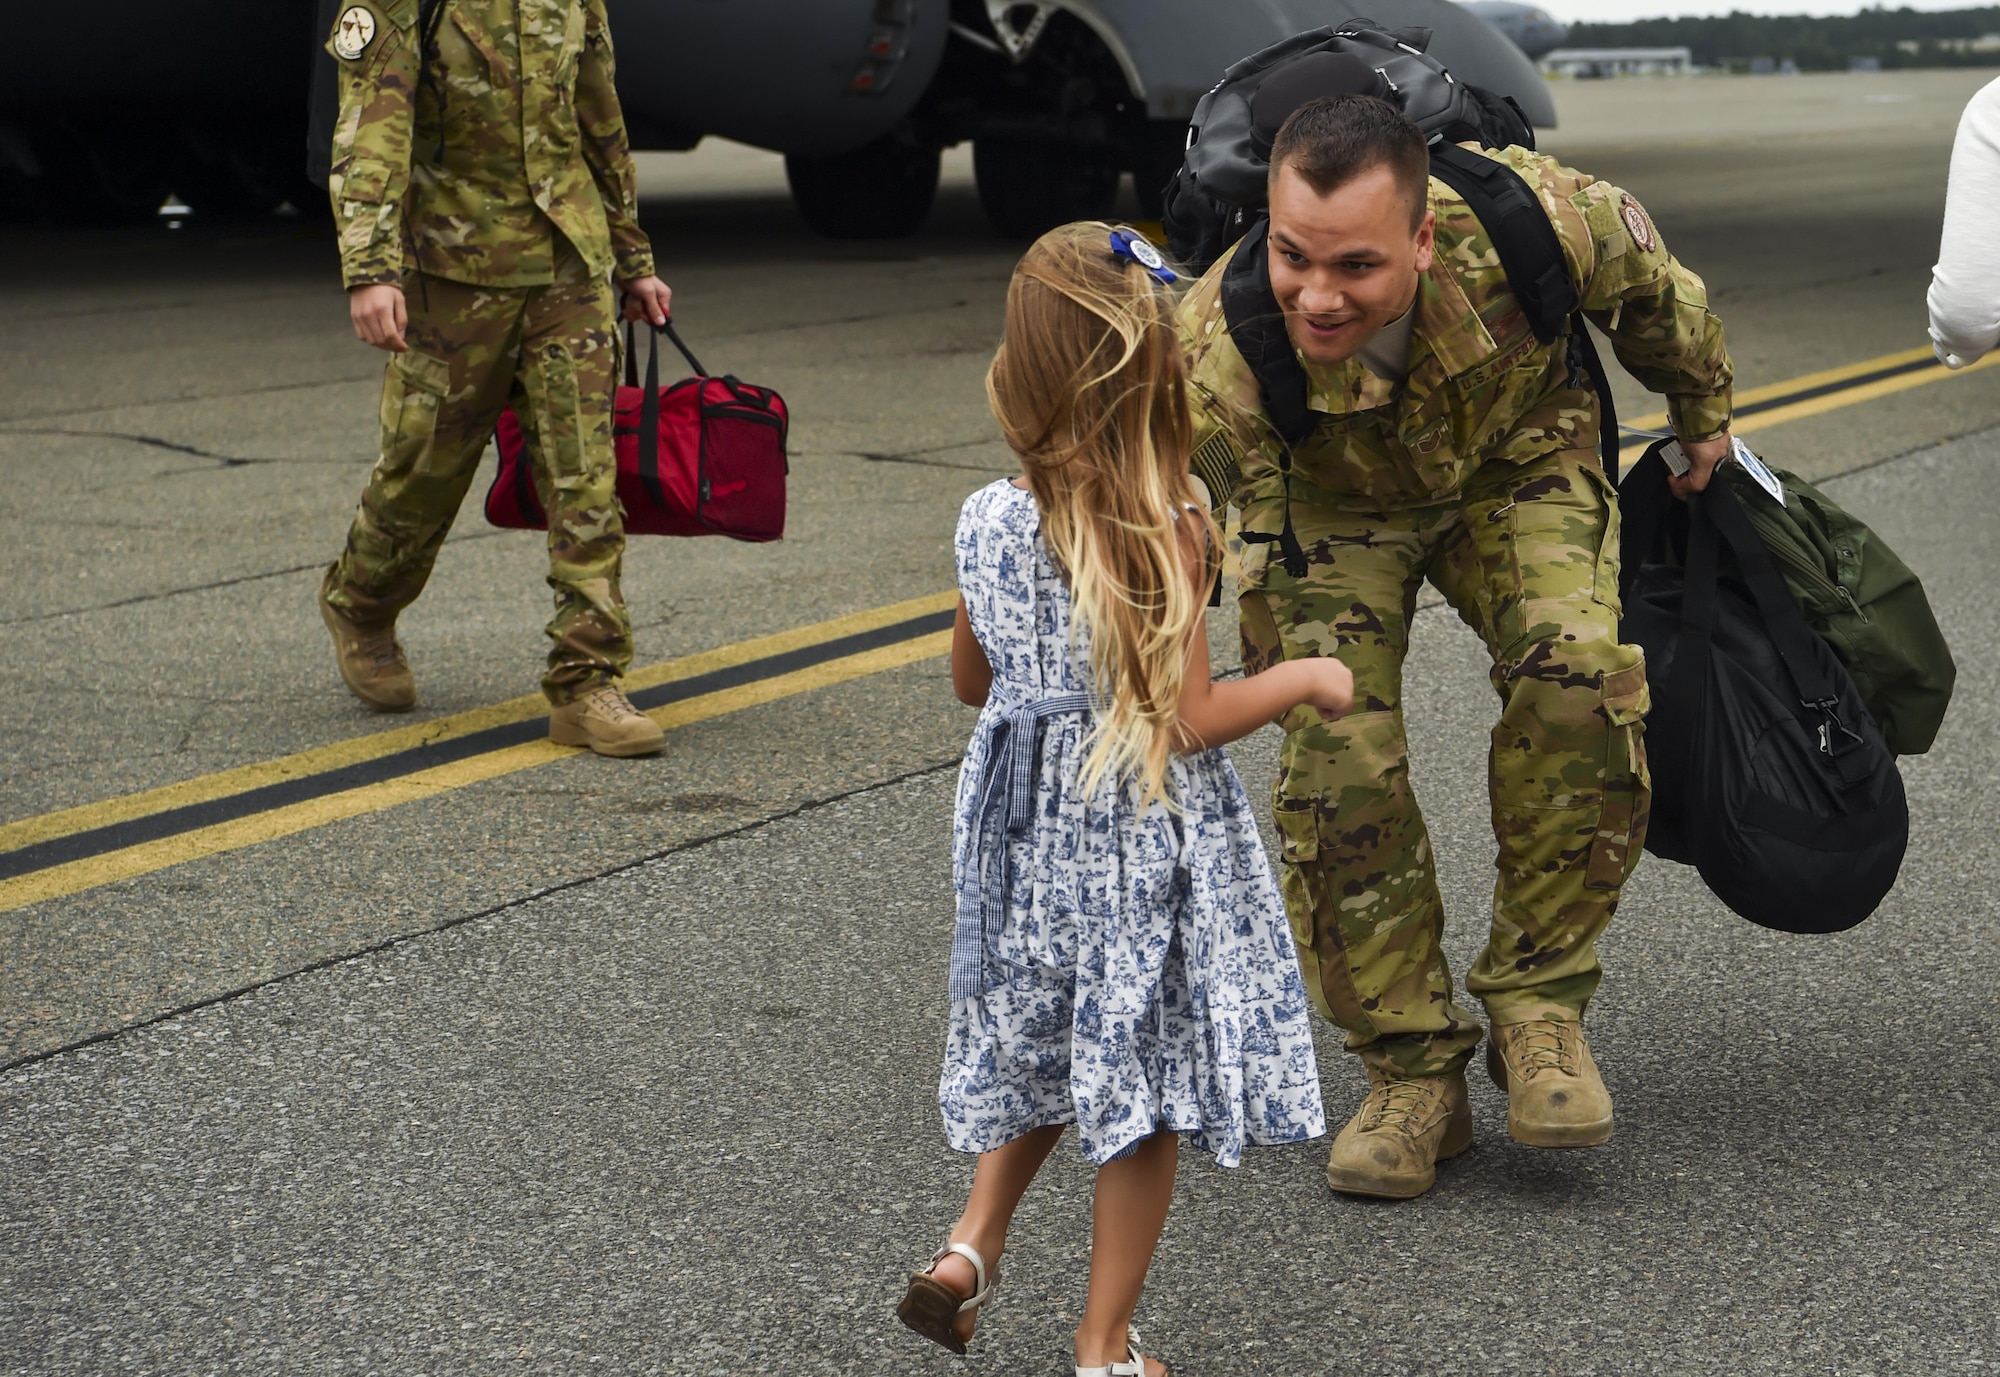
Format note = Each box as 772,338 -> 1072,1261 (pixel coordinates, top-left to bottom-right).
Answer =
1550,0 -> 1990,19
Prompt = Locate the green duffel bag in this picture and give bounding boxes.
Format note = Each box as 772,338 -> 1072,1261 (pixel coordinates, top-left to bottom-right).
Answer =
1712,455 -> 1956,755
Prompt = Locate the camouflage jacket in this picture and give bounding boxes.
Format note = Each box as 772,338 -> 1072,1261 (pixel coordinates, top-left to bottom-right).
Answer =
324,0 -> 654,290
1179,145 -> 1733,515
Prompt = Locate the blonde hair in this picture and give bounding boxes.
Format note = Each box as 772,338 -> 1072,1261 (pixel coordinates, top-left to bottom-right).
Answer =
985,221 -> 1221,805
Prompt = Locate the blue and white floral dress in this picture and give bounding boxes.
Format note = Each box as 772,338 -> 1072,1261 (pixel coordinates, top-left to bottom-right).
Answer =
939,479 -> 1326,1168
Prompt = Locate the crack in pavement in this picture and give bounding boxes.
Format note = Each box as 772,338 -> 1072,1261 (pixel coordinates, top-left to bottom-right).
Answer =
0,756 -> 968,1073
3,426 -> 291,466
0,528 -> 517,626
0,371 -> 382,426
842,437 -> 1010,472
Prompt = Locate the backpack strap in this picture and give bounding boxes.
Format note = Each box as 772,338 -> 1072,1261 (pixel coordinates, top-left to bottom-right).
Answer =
1221,219 -> 1310,578
1426,143 -> 1576,341
1220,219 -> 1312,447
1426,143 -> 1622,486
1567,314 -> 1620,486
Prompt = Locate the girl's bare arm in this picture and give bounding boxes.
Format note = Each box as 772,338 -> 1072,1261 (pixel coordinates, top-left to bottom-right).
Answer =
950,598 -> 993,707
1175,527 -> 1351,751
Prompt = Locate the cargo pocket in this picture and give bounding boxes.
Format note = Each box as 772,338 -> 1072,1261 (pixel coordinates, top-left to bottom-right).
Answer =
1582,457 -> 1624,616
527,342 -> 588,493
377,351 -> 451,480
1465,484 -> 1526,655
1585,653 -> 1652,890
1272,804 -> 1323,968
1274,803 -> 1320,866
337,157 -> 390,213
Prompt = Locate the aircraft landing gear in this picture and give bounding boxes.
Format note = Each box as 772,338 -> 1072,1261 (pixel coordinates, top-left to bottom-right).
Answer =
785,133 -> 940,239
973,135 -> 1118,239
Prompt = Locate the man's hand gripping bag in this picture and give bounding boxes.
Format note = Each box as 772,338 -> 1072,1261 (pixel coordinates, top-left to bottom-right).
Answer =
487,322 -> 788,541
1618,444 -> 1908,933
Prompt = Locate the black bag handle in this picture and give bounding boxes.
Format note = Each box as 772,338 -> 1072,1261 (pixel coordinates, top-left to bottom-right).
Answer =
631,319 -> 716,513
1670,479 -> 1871,786
624,318 -> 708,387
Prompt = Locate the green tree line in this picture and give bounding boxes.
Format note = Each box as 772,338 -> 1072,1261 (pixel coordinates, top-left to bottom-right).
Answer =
1568,6 -> 2000,70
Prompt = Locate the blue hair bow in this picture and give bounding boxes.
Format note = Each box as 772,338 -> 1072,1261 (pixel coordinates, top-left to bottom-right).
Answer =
1109,228 -> 1178,285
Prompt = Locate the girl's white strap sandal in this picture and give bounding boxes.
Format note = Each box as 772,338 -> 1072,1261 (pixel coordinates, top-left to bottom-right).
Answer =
1076,1324 -> 1156,1377
935,1241 -> 993,1310
895,1240 -> 998,1356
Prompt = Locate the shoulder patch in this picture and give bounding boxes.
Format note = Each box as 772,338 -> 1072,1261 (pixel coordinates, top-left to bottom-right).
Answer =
331,5 -> 380,60
1619,194 -> 1657,253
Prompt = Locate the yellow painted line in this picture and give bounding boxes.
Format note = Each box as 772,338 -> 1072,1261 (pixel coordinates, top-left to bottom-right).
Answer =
1729,345 -> 1936,410
0,589 -> 958,856
1736,349 -> 2000,432
9,339 -> 1986,912
0,630 -> 952,916
1624,344 -> 1996,435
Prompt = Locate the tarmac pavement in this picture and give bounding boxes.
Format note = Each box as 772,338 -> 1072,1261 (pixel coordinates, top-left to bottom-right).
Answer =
3,70 -> 1999,1374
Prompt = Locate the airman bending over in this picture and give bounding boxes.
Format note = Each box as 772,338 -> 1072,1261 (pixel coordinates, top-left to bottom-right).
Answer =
1179,95 -> 1733,1197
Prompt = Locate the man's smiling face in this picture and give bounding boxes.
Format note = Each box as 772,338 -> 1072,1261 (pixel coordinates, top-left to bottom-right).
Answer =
1267,160 -> 1435,367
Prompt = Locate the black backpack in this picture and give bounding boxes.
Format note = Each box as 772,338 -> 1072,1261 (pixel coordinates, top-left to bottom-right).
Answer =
1161,22 -> 1618,577
1618,443 -> 1909,934
1163,22 -> 1535,275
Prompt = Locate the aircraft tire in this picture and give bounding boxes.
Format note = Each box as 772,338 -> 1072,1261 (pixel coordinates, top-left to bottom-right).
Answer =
785,136 -> 941,239
974,135 -> 1119,239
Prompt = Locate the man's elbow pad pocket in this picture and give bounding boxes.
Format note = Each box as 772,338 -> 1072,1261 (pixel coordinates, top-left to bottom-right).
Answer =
339,159 -> 392,206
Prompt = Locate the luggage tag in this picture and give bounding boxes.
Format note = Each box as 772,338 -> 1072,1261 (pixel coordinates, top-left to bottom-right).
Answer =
1730,436 -> 1785,504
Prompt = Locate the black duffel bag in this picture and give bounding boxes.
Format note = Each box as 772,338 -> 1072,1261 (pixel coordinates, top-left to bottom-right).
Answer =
1619,444 -> 1908,933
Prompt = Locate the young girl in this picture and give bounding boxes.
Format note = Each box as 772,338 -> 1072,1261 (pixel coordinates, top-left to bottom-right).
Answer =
894,223 -> 1355,1377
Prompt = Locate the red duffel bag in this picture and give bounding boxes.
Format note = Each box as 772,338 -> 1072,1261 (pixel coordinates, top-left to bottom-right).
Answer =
484,320 -> 788,541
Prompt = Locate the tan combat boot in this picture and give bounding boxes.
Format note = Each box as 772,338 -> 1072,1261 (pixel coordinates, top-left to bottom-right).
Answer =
318,578 -> 416,713
1324,1069 -> 1473,1199
549,682 -> 665,758
1486,1019 -> 1614,1148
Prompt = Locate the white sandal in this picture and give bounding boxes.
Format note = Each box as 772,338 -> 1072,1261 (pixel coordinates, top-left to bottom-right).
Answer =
895,1240 -> 998,1355
1077,1324 -> 1163,1377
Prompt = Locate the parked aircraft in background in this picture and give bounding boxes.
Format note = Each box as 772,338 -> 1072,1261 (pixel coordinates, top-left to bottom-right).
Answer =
0,0 -> 1553,236
600,0 -> 1555,238
1460,1 -> 1572,60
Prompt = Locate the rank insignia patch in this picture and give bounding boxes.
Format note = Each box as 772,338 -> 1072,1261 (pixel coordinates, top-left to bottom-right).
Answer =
333,6 -> 378,60
1619,194 -> 1656,253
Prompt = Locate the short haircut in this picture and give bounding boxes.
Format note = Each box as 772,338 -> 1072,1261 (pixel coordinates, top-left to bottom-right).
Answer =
1268,94 -> 1432,229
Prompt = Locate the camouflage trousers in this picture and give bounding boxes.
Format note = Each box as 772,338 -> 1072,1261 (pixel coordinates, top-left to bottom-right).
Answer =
324,243 -> 630,705
1238,447 -> 1651,1079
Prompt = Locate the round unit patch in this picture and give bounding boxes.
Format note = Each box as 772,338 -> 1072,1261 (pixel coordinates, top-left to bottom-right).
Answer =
1619,194 -> 1657,253
333,6 -> 378,61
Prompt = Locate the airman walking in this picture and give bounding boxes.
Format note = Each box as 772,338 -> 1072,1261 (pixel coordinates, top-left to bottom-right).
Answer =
319,0 -> 672,756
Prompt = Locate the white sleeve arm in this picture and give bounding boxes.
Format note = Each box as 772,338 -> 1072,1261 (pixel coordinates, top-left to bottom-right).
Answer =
1928,77 -> 2000,368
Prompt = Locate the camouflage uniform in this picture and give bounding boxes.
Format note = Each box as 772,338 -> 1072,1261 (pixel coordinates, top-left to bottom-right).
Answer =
1180,146 -> 1733,1078
322,0 -> 655,702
